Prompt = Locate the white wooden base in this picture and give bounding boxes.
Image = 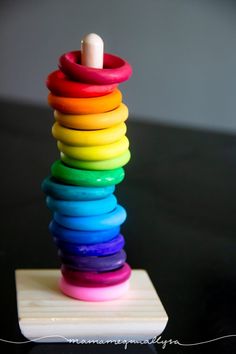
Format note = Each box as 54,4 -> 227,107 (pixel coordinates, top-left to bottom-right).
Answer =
15,269 -> 168,343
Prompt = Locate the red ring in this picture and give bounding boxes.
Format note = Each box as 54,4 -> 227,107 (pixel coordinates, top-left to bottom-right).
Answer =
61,262 -> 131,288
59,51 -> 132,85
46,70 -> 118,98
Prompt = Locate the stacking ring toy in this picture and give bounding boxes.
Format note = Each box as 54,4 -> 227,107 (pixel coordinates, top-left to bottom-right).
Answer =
59,249 -> 127,272
42,176 -> 115,200
54,103 -> 128,130
53,204 -> 126,231
55,234 -> 124,256
59,276 -> 130,301
46,194 -> 117,216
61,262 -> 131,287
59,51 -> 132,84
54,205 -> 126,230
48,89 -> 122,114
52,122 -> 127,146
46,70 -> 117,98
61,150 -> 131,170
57,136 -> 129,161
49,220 -> 120,244
51,160 -> 125,187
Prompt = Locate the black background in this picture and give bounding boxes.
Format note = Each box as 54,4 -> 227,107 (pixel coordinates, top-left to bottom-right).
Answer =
0,99 -> 236,353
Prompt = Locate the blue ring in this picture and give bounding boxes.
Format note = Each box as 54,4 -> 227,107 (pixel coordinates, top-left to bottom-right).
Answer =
46,194 -> 117,216
42,176 -> 115,201
49,220 -> 120,244
54,205 -> 127,231
54,234 -> 125,256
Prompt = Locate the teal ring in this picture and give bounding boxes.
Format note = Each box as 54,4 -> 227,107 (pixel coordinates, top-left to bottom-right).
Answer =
46,194 -> 117,216
41,176 -> 115,200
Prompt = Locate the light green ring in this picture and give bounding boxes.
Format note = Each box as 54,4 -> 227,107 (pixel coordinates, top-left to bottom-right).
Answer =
60,149 -> 131,170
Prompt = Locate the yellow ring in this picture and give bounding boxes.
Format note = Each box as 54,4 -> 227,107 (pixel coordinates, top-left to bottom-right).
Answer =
48,89 -> 122,114
52,122 -> 127,146
54,103 -> 129,130
57,136 -> 129,161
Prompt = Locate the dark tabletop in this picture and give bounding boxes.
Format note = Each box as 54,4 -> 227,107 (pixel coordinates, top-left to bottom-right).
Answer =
0,99 -> 236,354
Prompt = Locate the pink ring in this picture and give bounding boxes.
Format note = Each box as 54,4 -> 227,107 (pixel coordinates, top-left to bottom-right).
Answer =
61,263 -> 131,287
59,51 -> 132,84
59,276 -> 130,301
46,70 -> 117,98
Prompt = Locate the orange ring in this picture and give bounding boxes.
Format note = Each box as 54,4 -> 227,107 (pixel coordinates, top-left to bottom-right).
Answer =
54,103 -> 128,130
48,89 -> 122,114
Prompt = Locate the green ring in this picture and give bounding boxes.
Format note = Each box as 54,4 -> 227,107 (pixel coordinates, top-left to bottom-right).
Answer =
60,150 -> 131,171
51,160 -> 125,187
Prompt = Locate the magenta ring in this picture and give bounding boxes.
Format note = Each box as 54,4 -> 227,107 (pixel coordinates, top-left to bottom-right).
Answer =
61,262 -> 131,287
59,51 -> 132,84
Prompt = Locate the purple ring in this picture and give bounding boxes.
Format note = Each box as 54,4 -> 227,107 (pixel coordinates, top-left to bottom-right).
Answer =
59,249 -> 127,272
54,234 -> 125,256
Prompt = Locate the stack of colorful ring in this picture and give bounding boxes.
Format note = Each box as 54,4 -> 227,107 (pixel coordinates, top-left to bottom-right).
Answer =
42,49 -> 132,301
